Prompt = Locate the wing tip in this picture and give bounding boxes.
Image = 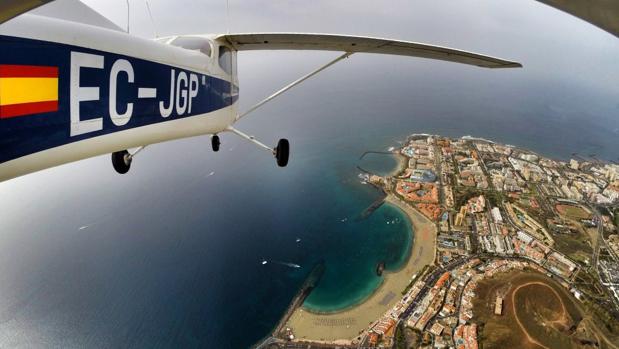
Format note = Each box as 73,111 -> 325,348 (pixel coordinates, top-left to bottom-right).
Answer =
489,61 -> 523,69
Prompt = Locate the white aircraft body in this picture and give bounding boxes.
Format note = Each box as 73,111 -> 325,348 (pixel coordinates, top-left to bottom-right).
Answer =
0,0 -> 521,182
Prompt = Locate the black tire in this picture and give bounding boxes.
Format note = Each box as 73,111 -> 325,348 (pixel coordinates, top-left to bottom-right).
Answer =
212,135 -> 220,152
275,139 -> 289,167
111,150 -> 131,174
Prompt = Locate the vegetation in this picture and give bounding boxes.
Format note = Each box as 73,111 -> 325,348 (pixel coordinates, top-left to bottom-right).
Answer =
582,299 -> 619,334
485,190 -> 506,207
552,228 -> 593,263
454,187 -> 505,209
404,327 -> 422,348
573,271 -> 606,299
401,265 -> 429,295
454,188 -> 483,209
394,322 -> 407,349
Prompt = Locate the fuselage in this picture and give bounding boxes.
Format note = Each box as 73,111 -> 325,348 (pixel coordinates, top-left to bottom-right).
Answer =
0,14 -> 238,181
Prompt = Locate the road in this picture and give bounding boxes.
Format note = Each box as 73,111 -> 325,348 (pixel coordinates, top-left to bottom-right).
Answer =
587,204 -> 619,313
399,256 -> 471,320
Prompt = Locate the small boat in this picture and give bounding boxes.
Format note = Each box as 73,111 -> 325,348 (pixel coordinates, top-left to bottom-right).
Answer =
261,260 -> 268,265
295,238 -> 301,243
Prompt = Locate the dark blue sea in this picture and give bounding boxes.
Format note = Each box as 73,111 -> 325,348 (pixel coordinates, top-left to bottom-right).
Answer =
2,15 -> 619,349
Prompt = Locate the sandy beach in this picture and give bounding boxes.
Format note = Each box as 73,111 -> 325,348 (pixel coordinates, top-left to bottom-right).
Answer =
285,192 -> 437,342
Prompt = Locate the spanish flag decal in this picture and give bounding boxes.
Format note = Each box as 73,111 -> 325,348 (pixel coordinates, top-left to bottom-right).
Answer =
0,64 -> 59,119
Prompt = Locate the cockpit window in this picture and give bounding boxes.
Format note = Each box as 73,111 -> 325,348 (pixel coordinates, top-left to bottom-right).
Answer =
170,36 -> 212,57
154,37 -> 172,44
218,46 -> 233,75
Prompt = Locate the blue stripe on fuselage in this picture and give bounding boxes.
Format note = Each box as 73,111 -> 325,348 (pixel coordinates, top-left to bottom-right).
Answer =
0,35 -> 238,164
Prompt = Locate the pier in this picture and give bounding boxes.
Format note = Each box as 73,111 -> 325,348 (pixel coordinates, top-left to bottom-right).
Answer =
357,195 -> 386,221
356,165 -> 387,221
358,150 -> 396,160
254,262 -> 326,348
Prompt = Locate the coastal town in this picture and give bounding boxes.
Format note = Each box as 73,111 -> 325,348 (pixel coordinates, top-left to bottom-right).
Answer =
257,134 -> 619,349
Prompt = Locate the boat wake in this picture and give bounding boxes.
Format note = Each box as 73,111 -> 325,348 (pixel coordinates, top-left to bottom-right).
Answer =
273,261 -> 301,269
386,218 -> 401,225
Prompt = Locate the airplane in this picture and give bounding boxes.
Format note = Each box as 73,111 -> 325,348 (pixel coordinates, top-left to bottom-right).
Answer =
0,0 -> 522,182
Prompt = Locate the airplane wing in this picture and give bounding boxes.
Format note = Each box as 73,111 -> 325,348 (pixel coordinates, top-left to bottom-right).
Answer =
537,0 -> 619,38
217,33 -> 522,69
30,0 -> 123,32
0,0 -> 55,25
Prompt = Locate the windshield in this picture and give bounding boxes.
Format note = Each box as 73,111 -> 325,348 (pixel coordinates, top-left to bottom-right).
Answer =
169,36 -> 212,57
218,46 -> 233,75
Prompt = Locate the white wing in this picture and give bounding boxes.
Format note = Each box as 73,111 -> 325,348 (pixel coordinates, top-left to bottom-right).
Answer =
30,0 -> 122,31
0,0 -> 55,24
217,33 -> 521,69
1,0 -> 122,32
537,0 -> 619,38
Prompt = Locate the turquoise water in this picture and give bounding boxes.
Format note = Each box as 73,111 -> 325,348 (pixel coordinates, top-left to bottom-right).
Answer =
303,190 -> 413,312
358,152 -> 400,176
270,148 -> 414,313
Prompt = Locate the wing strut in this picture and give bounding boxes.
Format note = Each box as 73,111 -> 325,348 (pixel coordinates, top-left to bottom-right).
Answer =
236,51 -> 353,121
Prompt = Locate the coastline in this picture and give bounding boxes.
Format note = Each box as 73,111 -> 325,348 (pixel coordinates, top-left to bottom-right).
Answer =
285,191 -> 437,342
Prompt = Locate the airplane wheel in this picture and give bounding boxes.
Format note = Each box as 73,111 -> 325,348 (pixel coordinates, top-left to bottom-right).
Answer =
111,150 -> 131,174
212,135 -> 220,152
275,139 -> 289,167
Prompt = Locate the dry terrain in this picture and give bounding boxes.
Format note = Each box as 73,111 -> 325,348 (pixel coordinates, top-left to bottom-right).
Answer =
553,204 -> 595,264
472,271 -> 618,349
556,204 -> 592,220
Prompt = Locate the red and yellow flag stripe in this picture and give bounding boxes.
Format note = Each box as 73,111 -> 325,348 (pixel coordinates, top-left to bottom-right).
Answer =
0,65 -> 59,119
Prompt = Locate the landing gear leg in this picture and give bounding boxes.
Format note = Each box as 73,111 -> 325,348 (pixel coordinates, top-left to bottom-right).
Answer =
226,127 -> 290,168
111,150 -> 131,174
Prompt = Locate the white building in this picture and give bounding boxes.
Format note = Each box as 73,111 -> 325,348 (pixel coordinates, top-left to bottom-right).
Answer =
491,207 -> 503,224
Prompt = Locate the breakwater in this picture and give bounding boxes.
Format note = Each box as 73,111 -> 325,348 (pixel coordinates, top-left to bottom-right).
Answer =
356,165 -> 387,221
273,261 -> 326,337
